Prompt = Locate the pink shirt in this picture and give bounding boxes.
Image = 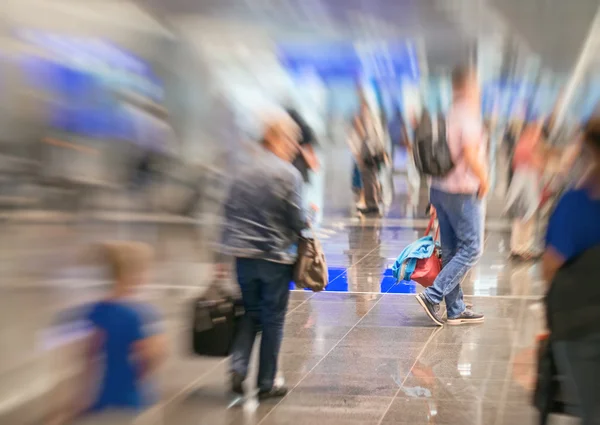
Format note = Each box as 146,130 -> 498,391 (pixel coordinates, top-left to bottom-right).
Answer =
513,126 -> 541,170
432,102 -> 486,194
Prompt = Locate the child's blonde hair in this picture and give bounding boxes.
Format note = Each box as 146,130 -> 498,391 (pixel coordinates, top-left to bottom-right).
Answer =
97,241 -> 153,282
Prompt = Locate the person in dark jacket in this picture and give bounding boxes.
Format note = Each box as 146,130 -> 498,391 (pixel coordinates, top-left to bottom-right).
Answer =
221,114 -> 308,401
286,108 -> 319,183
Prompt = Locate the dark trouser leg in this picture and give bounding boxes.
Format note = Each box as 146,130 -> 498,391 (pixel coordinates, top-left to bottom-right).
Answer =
230,258 -> 261,378
360,165 -> 380,209
256,261 -> 292,392
553,334 -> 600,425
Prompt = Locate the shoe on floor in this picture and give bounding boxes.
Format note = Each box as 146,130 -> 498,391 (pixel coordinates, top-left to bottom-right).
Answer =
447,308 -> 485,325
441,302 -> 473,318
230,372 -> 244,395
258,386 -> 288,401
415,293 -> 444,326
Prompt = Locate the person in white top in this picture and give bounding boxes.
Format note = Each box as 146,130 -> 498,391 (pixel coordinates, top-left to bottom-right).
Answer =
415,66 -> 488,326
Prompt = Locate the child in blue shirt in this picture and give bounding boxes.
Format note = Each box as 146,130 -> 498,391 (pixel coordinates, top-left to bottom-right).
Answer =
75,242 -> 166,418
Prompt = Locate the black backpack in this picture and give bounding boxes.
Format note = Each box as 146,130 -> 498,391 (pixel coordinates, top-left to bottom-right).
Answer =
413,110 -> 454,177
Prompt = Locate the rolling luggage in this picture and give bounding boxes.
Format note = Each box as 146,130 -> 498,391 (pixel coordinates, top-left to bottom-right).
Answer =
192,280 -> 244,357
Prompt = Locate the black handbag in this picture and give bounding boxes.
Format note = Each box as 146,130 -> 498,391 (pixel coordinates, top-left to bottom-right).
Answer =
191,280 -> 244,357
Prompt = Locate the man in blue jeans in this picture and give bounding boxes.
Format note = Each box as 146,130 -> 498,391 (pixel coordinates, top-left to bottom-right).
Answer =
415,66 -> 488,326
220,114 -> 307,400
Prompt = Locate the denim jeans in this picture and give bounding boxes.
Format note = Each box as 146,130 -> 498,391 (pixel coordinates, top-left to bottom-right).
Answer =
230,258 -> 292,392
424,188 -> 483,318
553,334 -> 600,424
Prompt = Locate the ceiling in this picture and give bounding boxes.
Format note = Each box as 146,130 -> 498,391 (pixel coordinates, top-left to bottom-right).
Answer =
490,0 -> 599,73
137,0 -> 600,75
141,0 -> 471,72
8,0 -> 596,75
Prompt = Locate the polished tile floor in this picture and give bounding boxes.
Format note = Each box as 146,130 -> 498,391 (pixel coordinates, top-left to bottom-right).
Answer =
0,151 -> 573,424
162,220 -> 560,425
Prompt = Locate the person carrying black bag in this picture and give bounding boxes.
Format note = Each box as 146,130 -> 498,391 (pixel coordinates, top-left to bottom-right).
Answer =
538,114 -> 600,425
219,114 -> 309,401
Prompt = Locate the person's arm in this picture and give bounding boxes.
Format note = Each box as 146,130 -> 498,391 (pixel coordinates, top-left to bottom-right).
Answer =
133,306 -> 167,378
463,137 -> 489,198
542,247 -> 566,284
353,116 -> 366,140
285,172 -> 308,234
543,193 -> 576,287
135,333 -> 167,378
347,118 -> 363,164
401,122 -> 412,152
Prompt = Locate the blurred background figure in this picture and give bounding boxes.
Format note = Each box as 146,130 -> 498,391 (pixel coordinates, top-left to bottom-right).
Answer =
286,106 -> 319,185
388,104 -> 419,199
349,94 -> 386,215
507,121 -> 546,260
543,114 -> 600,425
71,242 -> 165,423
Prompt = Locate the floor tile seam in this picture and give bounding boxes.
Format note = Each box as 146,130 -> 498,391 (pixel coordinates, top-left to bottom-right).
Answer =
287,242 -> 384,306
492,297 -> 529,425
286,294 -> 315,316
374,326 -> 439,425
375,247 -> 482,425
309,241 -> 383,292
291,290 -> 541,300
153,357 -> 228,417
255,286 -> 390,425
129,241 -> 383,418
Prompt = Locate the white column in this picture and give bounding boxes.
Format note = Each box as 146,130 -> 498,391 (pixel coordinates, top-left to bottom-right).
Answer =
553,5 -> 600,132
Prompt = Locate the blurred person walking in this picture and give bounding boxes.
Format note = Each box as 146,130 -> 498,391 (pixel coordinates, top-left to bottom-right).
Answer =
415,66 -> 487,326
507,122 -> 546,259
69,242 -> 165,422
542,115 -> 600,425
286,107 -> 319,184
504,120 -> 524,186
286,106 -> 321,221
221,114 -> 308,400
389,105 -> 419,199
349,95 -> 387,215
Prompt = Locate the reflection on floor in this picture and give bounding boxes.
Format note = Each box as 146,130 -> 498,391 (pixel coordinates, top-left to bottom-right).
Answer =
0,215 -> 567,425
310,219 -> 544,297
168,292 -> 555,425
0,152 -> 559,425
164,220 -> 560,425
